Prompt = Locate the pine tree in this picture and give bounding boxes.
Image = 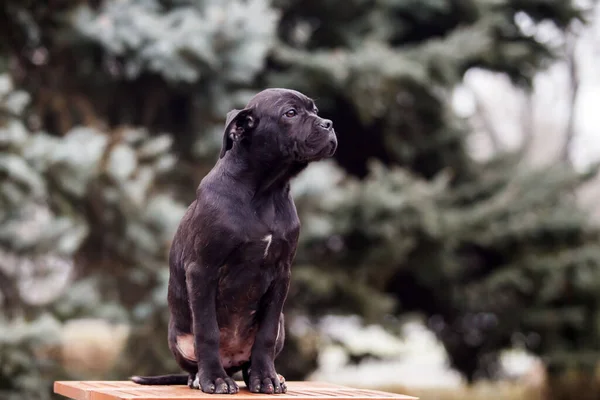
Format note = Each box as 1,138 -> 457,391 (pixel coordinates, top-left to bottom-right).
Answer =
0,1 -> 280,398
266,0 -> 600,382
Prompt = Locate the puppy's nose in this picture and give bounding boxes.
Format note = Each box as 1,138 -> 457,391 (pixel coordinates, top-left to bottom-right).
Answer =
319,119 -> 333,130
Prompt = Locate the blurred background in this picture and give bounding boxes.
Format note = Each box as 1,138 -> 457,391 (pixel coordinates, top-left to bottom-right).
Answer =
2,0 -> 600,399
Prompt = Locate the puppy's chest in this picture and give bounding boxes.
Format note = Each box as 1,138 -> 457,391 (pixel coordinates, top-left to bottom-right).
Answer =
244,230 -> 294,265
242,203 -> 298,265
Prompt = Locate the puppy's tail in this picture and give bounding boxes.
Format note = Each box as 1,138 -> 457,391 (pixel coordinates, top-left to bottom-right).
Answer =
130,374 -> 189,385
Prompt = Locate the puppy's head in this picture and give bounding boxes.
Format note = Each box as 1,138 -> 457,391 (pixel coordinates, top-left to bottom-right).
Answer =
219,88 -> 337,163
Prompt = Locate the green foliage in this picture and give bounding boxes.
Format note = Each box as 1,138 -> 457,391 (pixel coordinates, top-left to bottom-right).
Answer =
0,0 -> 598,399
0,72 -> 185,398
268,0 -> 584,179
292,157 -> 600,378
72,0 -> 278,84
0,314 -> 63,400
0,73 -> 185,264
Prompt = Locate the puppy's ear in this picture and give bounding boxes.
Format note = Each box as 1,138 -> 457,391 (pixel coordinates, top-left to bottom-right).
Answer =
219,107 -> 256,159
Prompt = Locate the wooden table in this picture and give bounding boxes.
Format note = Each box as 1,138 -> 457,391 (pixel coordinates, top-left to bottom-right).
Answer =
54,381 -> 417,400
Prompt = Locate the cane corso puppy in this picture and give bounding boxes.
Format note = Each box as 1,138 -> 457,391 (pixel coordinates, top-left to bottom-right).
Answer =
131,88 -> 337,394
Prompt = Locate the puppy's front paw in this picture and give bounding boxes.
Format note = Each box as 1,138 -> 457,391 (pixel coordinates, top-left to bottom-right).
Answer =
248,369 -> 286,394
277,374 -> 287,393
191,373 -> 238,394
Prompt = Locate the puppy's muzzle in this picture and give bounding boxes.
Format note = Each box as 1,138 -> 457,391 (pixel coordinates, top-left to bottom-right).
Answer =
327,134 -> 337,156
317,118 -> 337,157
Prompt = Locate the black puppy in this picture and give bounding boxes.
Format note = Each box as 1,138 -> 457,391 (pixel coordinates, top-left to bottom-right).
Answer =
131,88 -> 337,395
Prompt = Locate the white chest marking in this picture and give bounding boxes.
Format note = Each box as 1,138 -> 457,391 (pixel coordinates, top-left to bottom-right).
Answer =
262,234 -> 273,258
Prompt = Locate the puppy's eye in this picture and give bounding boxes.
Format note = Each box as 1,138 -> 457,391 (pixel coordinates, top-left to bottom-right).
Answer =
284,109 -> 297,118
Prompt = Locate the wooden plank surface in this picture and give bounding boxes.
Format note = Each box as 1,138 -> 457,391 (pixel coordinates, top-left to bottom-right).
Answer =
53,381 -> 417,400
